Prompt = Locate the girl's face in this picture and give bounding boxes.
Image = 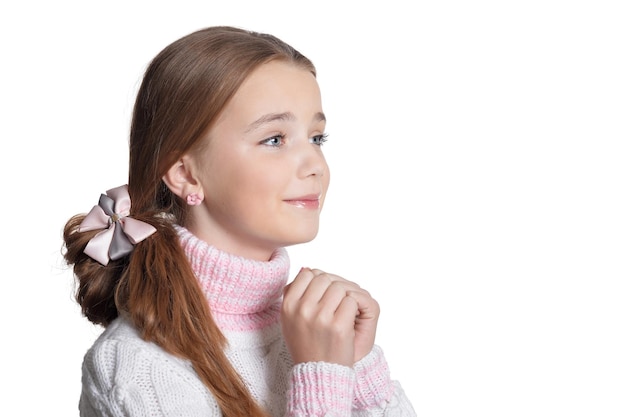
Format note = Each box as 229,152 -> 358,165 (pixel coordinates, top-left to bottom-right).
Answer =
186,60 -> 330,260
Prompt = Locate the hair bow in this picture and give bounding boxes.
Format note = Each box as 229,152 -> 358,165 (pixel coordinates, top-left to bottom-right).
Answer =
78,185 -> 156,265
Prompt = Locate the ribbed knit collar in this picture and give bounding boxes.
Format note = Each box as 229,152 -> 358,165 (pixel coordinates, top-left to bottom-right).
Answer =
176,225 -> 290,332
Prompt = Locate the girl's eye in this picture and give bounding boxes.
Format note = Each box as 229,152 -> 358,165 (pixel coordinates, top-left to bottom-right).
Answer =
261,134 -> 285,147
310,133 -> 329,146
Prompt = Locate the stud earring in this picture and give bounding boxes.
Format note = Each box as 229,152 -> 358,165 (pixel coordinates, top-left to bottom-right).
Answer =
186,193 -> 203,206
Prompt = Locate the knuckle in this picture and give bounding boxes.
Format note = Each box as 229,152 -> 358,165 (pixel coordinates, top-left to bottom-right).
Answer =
312,273 -> 332,286
327,280 -> 346,293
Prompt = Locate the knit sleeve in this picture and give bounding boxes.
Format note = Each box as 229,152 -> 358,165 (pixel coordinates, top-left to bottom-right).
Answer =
285,348 -> 416,417
351,346 -> 417,417
286,361 -> 356,417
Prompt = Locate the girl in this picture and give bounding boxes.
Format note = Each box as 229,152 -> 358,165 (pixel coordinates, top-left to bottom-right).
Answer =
63,26 -> 416,417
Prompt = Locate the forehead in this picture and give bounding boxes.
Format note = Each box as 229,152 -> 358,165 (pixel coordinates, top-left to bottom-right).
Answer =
224,60 -> 322,119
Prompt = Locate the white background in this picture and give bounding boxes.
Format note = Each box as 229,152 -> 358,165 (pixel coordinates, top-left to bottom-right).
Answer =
1,1 -> 625,416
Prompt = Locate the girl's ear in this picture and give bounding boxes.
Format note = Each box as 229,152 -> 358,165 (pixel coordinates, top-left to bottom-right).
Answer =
162,156 -> 205,202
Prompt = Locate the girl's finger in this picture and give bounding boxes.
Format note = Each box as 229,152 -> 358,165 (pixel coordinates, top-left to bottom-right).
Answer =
283,267 -> 316,299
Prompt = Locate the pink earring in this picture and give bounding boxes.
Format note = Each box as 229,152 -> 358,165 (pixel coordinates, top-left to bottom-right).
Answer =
186,193 -> 203,206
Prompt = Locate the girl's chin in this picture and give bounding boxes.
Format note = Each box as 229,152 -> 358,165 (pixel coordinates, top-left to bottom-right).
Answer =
282,230 -> 320,247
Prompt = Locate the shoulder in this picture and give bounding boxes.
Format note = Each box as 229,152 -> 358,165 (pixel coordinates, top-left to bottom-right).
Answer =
83,316 -> 197,383
80,317 -> 219,416
83,316 -> 186,375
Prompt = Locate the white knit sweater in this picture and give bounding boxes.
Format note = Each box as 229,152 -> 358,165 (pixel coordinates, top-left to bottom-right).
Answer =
78,227 -> 417,416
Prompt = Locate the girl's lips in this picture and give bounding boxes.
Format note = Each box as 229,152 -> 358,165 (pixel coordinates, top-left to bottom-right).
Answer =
284,195 -> 321,209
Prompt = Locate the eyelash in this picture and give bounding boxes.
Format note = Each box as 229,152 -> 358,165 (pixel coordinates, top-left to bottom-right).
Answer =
261,133 -> 329,147
311,133 -> 329,146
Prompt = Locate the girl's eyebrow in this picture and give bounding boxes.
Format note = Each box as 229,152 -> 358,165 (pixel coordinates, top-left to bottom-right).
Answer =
314,112 -> 326,123
246,112 -> 294,132
245,111 -> 326,133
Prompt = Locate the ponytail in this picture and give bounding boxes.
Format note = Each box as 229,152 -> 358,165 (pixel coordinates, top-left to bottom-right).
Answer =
63,211 -> 267,417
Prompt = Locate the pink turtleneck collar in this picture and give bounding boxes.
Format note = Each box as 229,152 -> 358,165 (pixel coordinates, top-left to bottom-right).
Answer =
175,225 -> 290,332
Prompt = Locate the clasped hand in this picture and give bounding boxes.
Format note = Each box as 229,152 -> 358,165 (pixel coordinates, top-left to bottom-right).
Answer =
281,267 -> 380,367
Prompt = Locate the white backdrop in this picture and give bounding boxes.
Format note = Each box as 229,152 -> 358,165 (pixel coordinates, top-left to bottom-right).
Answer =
1,1 -> 625,416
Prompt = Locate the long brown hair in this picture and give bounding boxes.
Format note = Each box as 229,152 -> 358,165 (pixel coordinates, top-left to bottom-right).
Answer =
63,26 -> 316,417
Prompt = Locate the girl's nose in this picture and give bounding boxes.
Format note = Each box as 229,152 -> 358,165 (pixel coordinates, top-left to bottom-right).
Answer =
297,140 -> 327,179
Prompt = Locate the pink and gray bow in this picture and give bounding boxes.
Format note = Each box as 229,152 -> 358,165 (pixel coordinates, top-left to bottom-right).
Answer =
78,185 -> 156,265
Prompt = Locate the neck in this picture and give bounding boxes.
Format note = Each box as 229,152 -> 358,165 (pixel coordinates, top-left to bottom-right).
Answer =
185,218 -> 276,261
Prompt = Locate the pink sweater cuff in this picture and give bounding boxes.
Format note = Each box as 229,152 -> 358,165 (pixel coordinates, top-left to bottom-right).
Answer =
352,345 -> 394,410
287,361 -> 356,417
